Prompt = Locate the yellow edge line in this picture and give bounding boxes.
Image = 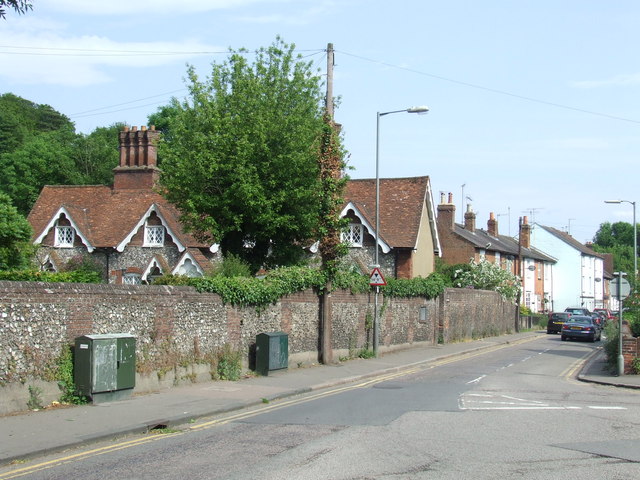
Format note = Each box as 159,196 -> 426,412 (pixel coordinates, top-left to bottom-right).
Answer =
1,335 -> 540,477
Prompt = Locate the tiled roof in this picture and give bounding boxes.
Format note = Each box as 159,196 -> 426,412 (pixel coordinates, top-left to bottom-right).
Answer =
27,185 -> 208,249
344,177 -> 430,249
454,224 -> 556,263
537,224 -> 604,258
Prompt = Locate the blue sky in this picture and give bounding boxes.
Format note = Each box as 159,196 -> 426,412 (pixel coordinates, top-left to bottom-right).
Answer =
2,0 -> 639,244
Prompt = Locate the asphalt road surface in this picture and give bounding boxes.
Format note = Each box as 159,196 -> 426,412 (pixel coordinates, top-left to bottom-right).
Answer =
2,335 -> 639,479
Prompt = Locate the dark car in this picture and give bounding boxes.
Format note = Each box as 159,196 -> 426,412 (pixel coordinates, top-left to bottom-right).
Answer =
561,315 -> 602,342
594,308 -> 615,322
564,307 -> 591,316
547,312 -> 571,334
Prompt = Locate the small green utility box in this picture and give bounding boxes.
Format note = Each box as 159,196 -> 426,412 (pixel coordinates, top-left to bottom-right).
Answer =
255,332 -> 288,376
74,333 -> 136,403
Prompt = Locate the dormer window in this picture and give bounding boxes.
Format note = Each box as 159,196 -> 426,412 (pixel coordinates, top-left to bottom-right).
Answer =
54,221 -> 75,248
341,223 -> 363,247
144,225 -> 165,247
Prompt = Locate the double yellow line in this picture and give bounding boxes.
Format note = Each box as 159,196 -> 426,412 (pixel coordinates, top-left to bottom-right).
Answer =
0,335 -> 540,478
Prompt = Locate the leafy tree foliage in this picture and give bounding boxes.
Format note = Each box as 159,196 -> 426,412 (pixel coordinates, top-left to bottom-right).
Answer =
73,123 -> 123,185
0,93 -> 122,214
0,127 -> 82,214
592,220 -> 637,281
0,1 -> 32,20
157,38 -> 330,272
0,193 -> 33,269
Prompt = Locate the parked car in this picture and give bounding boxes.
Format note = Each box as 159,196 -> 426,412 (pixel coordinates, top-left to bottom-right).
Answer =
561,315 -> 602,342
564,307 -> 591,316
592,311 -> 606,326
594,308 -> 615,322
547,312 -> 571,334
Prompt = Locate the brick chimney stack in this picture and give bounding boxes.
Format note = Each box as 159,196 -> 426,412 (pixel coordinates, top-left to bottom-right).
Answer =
520,216 -> 531,249
113,125 -> 161,190
437,192 -> 456,231
487,212 -> 498,237
464,203 -> 476,232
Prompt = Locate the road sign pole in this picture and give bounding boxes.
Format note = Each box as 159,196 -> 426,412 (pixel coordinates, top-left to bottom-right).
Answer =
373,286 -> 379,357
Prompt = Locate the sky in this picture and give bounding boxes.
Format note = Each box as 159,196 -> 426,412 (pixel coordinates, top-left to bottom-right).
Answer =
1,0 -> 639,245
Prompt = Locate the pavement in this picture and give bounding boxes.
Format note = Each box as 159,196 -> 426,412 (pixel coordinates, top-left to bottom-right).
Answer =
2,330 -> 639,465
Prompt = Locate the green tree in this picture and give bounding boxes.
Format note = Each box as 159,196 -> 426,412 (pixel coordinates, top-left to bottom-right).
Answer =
0,94 -> 73,154
0,1 -> 32,20
592,221 -> 636,278
73,123 -> 123,185
0,126 -> 82,214
0,193 -> 33,269
157,37 -> 329,272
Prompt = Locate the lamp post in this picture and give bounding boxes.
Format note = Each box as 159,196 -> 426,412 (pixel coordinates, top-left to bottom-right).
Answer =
373,106 -> 429,357
605,199 -> 637,285
606,199 -> 636,376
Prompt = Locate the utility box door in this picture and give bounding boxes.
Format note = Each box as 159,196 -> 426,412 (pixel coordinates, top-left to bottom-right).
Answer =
255,332 -> 288,376
116,335 -> 136,390
93,338 -> 118,393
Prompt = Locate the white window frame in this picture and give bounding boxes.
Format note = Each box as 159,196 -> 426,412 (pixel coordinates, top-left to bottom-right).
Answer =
123,273 -> 142,285
54,225 -> 75,248
341,223 -> 364,247
144,225 -> 165,247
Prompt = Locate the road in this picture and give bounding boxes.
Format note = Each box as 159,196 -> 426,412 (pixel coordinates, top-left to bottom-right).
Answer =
2,335 -> 640,479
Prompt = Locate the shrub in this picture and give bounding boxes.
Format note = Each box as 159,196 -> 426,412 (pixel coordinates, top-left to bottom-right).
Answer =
212,253 -> 252,278
603,321 -> 619,369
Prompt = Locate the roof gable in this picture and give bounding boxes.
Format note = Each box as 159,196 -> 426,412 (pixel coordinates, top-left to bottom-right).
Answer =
33,205 -> 95,252
116,203 -> 186,253
537,224 -> 603,258
28,185 -> 209,250
344,176 -> 434,249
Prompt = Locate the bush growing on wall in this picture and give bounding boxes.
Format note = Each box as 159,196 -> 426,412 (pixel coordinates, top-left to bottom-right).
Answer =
453,259 -> 521,302
155,265 -> 446,308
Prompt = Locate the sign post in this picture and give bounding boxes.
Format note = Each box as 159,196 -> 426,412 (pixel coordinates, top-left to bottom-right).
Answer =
370,267 -> 386,357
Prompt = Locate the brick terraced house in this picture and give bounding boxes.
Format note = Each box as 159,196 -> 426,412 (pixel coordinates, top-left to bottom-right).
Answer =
436,192 -> 556,313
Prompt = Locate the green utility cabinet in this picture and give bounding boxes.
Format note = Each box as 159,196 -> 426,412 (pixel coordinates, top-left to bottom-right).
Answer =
255,332 -> 288,376
74,334 -> 136,403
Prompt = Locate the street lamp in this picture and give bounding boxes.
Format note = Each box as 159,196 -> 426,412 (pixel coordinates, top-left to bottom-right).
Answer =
606,200 -> 636,376
604,199 -> 637,283
373,106 -> 429,357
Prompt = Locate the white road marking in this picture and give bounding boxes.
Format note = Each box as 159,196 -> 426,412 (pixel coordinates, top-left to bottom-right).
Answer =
466,375 -> 486,384
459,393 -> 627,411
588,406 -> 627,410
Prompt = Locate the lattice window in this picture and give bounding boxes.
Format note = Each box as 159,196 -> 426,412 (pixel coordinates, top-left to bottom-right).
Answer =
55,226 -> 75,247
123,273 -> 142,285
144,225 -> 165,247
341,223 -> 363,247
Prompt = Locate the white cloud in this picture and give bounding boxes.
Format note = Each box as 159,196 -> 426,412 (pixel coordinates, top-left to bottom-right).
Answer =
547,137 -> 609,149
571,73 -> 640,89
0,17 -> 222,87
39,0 -> 271,15
234,1 -> 337,25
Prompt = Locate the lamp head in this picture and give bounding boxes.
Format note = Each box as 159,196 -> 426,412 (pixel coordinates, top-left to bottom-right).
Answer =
407,106 -> 429,114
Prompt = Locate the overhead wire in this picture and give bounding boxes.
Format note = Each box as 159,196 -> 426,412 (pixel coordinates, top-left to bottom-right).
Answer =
336,49 -> 640,125
5,43 -> 635,125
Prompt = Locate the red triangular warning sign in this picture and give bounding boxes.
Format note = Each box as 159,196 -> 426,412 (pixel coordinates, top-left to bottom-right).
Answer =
369,267 -> 386,286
